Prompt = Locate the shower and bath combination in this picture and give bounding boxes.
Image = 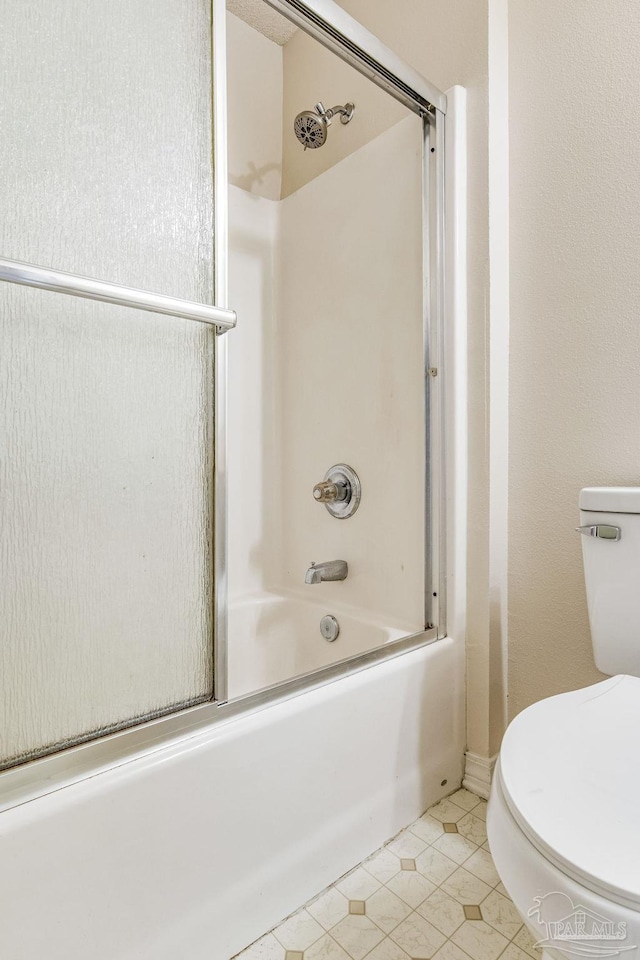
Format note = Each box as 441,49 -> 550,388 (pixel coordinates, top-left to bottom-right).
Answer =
293,100 -> 355,149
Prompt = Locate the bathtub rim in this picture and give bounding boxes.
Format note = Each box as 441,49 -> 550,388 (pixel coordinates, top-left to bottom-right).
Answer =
0,624 -> 439,815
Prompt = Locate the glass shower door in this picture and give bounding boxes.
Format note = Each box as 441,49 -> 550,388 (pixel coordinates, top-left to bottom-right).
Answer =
0,0 -> 225,767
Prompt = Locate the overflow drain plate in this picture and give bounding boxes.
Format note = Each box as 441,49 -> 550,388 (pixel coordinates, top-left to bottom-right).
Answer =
320,615 -> 340,642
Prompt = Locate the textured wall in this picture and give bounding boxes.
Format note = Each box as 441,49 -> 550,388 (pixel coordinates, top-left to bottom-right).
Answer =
506,0 -> 640,716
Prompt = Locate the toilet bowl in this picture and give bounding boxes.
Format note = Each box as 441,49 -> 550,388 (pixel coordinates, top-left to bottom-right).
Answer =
487,489 -> 640,960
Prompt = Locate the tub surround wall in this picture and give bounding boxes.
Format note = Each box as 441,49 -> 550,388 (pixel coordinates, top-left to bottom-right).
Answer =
277,116 -> 425,631
227,12 -> 283,200
229,12 -> 428,649
228,185 -> 281,600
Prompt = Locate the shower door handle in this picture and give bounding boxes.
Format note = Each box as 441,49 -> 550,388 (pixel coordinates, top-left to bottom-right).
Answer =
0,256 -> 237,333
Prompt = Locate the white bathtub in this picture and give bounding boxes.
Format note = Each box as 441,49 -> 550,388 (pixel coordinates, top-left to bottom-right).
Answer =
0,633 -> 464,960
228,590 -> 415,699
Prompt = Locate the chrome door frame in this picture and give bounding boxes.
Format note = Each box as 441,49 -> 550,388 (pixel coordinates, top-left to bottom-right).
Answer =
0,0 -> 447,810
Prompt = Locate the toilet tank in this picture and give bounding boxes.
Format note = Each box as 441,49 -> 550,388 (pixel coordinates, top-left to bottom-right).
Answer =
580,487 -> 640,676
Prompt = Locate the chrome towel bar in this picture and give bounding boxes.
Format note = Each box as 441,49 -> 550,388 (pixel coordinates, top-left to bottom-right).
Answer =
0,256 -> 237,332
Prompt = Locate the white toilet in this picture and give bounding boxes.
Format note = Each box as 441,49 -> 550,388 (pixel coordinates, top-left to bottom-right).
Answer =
488,488 -> 640,960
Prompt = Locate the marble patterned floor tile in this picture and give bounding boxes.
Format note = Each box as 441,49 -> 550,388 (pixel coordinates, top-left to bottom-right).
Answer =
307,888 -> 351,932
273,910 -> 325,951
365,940 -> 412,960
363,848 -> 403,885
440,866 -> 493,906
464,848 -> 500,887
386,828 -> 429,860
451,919 -> 510,960
448,789 -> 482,812
479,889 -> 523,939
335,866 -> 382,901
428,798 -> 469,824
432,831 -> 478,865
416,888 -> 466,937
409,814 -> 446,845
472,800 -> 488,822
330,914 -> 385,960
364,887 -> 412,934
456,813 -> 488,846
304,935 -> 351,960
415,846 -> 459,885
385,868 -> 437,909
501,943 -> 536,960
513,923 -> 542,958
433,939 -> 479,960
389,912 -> 447,958
234,788 -> 529,960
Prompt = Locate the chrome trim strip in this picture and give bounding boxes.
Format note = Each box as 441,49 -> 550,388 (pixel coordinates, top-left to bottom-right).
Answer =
0,628 -> 438,813
212,0 -> 230,703
0,257 -> 237,331
262,0 -> 446,116
431,110 -> 448,636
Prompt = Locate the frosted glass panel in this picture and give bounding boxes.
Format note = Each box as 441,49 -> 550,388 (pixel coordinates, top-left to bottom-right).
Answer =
0,0 -> 215,767
0,0 -> 213,298
0,288 -> 214,767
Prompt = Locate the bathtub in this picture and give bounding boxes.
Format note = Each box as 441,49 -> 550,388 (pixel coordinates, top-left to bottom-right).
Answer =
0,631 -> 464,960
228,590 -> 415,699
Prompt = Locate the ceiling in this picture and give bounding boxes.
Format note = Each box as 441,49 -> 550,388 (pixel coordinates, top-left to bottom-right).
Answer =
227,0 -> 298,45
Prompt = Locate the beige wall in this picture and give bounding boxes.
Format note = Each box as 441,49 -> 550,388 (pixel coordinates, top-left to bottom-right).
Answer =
506,0 -> 640,717
227,12 -> 283,200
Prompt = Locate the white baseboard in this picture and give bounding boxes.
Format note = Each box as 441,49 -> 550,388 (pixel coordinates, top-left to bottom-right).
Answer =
462,751 -> 497,800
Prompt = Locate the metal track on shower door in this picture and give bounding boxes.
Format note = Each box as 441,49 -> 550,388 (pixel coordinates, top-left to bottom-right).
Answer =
261,0 -> 447,116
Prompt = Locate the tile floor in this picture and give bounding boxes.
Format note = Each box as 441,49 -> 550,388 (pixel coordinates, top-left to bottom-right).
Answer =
234,789 -> 541,960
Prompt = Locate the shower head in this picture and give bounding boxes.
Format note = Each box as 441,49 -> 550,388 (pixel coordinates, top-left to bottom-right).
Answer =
293,101 -> 355,150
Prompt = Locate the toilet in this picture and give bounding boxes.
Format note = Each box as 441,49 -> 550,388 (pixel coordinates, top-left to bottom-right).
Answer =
488,488 -> 640,960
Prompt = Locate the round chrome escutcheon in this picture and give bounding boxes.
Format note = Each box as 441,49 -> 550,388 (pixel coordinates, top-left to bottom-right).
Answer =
320,615 -> 340,642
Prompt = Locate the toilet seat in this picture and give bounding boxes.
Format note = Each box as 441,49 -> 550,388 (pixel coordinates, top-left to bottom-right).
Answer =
498,674 -> 640,912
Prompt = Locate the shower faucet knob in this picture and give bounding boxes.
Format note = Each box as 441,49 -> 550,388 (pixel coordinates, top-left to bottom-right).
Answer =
313,480 -> 348,503
312,464 -> 361,519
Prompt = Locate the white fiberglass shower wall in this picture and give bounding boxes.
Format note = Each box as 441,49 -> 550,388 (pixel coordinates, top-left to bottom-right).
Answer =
226,10 -> 427,698
0,0 -> 216,766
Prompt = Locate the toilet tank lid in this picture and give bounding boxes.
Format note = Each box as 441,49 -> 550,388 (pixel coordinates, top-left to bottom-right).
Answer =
580,486 -> 640,513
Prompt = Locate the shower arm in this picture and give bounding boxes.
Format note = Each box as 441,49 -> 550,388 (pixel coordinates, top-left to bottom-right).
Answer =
315,102 -> 355,125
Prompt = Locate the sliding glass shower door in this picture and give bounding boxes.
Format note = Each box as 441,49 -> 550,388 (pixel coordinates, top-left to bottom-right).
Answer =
0,0 -> 222,767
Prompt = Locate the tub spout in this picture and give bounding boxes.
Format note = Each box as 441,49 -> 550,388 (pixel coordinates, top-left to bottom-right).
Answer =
305,560 -> 348,584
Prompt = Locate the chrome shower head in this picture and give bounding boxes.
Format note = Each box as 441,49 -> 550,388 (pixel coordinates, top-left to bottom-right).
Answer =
294,109 -> 328,149
293,101 -> 355,150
